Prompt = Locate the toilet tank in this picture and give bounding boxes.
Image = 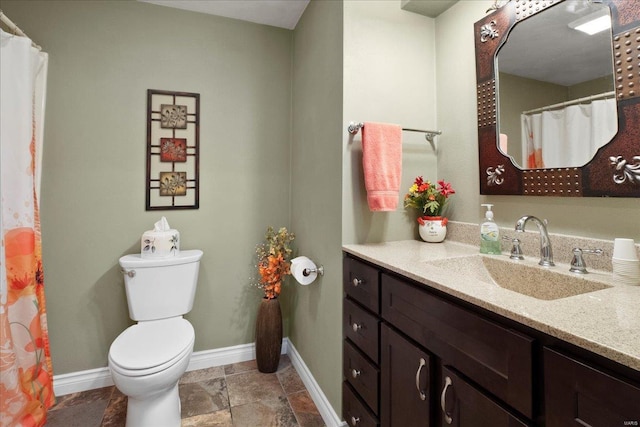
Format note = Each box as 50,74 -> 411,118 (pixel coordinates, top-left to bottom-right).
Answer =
118,249 -> 203,321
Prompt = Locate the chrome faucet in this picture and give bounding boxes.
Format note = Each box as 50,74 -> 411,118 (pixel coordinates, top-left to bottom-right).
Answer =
514,215 -> 555,267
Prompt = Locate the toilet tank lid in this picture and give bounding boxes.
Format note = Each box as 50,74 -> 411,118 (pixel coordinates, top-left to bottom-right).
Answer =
109,318 -> 194,371
119,249 -> 203,268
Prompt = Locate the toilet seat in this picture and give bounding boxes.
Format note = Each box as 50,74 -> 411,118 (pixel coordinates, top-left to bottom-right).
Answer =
109,317 -> 194,377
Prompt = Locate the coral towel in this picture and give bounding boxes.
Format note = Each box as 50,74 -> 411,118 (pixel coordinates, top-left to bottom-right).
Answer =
362,122 -> 402,211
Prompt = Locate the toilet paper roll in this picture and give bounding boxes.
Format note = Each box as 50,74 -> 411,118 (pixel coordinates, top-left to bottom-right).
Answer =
291,256 -> 317,285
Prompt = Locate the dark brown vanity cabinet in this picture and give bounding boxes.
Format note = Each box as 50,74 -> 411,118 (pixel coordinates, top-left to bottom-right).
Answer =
343,254 -> 531,426
343,253 -> 640,427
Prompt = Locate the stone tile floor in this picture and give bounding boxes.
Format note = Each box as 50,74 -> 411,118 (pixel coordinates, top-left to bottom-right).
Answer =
45,356 -> 326,427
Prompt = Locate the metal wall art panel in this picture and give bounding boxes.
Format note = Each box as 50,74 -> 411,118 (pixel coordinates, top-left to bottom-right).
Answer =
146,89 -> 200,210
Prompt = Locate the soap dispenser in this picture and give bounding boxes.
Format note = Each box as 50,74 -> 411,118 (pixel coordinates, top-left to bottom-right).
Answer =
480,204 -> 501,254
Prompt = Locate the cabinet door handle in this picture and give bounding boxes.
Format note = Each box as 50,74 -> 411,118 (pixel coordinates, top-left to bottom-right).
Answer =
415,357 -> 427,401
352,277 -> 362,287
351,368 -> 361,379
350,416 -> 360,426
352,322 -> 362,332
440,376 -> 453,425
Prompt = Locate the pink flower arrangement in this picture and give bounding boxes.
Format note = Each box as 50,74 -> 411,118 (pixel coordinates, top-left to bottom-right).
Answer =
404,176 -> 456,222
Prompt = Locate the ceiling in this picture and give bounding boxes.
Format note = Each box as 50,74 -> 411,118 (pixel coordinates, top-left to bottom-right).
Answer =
400,0 -> 458,18
498,1 -> 613,86
138,0 -> 310,30
139,0 -> 460,30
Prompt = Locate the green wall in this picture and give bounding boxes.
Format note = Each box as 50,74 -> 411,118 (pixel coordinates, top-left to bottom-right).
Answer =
2,0 -> 293,374
290,0 -> 438,414
568,75 -> 614,99
342,0 -> 438,244
290,0 -> 344,413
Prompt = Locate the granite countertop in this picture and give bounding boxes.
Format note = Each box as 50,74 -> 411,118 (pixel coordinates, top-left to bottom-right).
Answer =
343,240 -> 640,371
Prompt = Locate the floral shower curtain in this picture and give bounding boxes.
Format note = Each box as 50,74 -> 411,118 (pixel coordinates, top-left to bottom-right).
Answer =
0,29 -> 54,427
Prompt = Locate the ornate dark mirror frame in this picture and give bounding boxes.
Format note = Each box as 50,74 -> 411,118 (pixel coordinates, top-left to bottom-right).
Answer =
475,0 -> 640,197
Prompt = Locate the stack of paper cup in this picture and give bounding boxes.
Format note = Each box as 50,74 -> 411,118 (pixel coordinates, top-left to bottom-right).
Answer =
612,238 -> 640,286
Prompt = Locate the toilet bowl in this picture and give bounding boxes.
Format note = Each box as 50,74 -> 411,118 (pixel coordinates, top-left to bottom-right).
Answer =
108,317 -> 194,427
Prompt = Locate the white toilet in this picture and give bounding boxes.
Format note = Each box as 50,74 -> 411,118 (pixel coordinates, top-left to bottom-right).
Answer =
109,249 -> 203,427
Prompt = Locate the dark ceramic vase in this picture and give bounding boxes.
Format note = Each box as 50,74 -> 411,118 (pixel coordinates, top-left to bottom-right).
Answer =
255,297 -> 282,373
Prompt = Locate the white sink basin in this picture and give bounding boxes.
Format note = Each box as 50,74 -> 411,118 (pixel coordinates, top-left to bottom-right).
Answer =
427,255 -> 612,300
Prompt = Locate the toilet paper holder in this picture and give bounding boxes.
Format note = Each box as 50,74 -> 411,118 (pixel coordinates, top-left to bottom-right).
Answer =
302,265 -> 324,277
291,256 -> 324,285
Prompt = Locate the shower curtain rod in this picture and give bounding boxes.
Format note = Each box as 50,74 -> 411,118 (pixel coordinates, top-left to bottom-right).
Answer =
0,10 -> 41,50
522,91 -> 616,115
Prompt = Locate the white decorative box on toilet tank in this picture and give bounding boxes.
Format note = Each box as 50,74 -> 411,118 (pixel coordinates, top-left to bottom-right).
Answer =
141,216 -> 180,258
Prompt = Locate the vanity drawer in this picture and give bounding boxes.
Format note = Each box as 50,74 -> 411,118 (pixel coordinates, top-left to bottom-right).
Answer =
344,339 -> 380,414
343,382 -> 379,427
381,274 -> 534,419
344,298 -> 380,364
344,256 -> 380,313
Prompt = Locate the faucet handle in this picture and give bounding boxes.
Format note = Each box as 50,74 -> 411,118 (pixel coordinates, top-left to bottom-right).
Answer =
503,236 -> 524,260
569,248 -> 603,274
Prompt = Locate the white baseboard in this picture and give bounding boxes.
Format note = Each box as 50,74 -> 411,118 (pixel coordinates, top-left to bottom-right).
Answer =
185,339 -> 288,372
52,366 -> 115,397
286,340 -> 346,427
52,339 -> 343,426
52,341 -> 288,396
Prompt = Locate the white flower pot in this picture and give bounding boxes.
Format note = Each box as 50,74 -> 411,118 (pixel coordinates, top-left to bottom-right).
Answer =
418,216 -> 448,243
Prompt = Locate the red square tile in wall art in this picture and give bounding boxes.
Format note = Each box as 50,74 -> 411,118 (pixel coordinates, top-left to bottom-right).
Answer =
160,138 -> 187,162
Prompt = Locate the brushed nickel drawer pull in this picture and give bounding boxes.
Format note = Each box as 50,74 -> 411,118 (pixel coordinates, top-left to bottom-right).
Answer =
350,416 -> 360,426
352,323 -> 362,333
441,376 -> 453,425
415,357 -> 427,401
352,277 -> 363,287
351,368 -> 361,379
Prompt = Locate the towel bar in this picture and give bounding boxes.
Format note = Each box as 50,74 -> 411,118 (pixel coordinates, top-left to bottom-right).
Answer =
348,121 -> 442,145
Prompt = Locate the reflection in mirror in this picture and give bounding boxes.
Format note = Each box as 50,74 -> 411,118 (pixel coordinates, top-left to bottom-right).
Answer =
496,2 -> 616,169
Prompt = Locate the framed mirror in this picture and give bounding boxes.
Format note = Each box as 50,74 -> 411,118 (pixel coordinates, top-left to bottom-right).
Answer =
474,0 -> 640,197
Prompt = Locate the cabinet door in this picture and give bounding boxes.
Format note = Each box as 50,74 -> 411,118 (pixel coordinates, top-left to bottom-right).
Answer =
439,367 -> 529,427
544,347 -> 640,427
381,323 -> 431,427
